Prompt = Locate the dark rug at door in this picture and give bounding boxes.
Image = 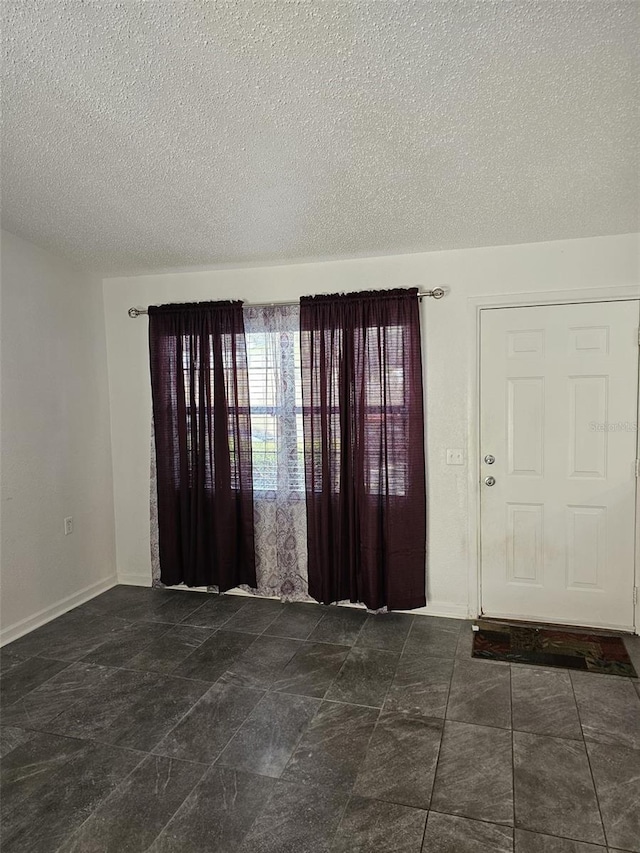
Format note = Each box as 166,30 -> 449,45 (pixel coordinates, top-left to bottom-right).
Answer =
472,621 -> 637,677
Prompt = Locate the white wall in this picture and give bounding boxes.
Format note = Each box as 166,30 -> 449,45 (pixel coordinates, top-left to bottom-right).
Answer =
1,230 -> 117,643
103,234 -> 639,617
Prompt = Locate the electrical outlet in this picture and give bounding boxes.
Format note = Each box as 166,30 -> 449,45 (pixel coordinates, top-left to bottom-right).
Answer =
446,449 -> 464,465
64,516 -> 73,536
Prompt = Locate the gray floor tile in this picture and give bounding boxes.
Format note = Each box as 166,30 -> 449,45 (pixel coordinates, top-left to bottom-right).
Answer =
586,740 -> 640,852
1,741 -> 143,853
178,594 -> 249,629
5,612 -> 128,661
0,655 -> 70,709
149,767 -> 274,853
384,654 -> 453,718
263,602 -> 324,640
97,675 -> 210,752
222,598 -> 284,634
0,725 -> 33,759
424,811 -> 514,852
403,616 -> 463,659
219,634 -> 303,690
240,779 -> 348,853
0,731 -> 87,816
179,630 -> 257,681
513,730 -> 605,845
511,667 -> 582,740
355,613 -> 414,653
332,795 -> 427,853
125,624 -> 213,673
44,667 -> 160,740
82,585 -> 157,616
272,642 -> 350,698
282,700 -> 379,793
216,691 -> 320,778
153,682 -> 264,764
431,720 -> 513,825
455,623 -> 475,660
144,591 -> 210,624
622,635 -> 640,680
0,648 -> 29,675
308,607 -> 368,645
1,662 -> 112,730
571,671 -> 640,750
325,647 -> 399,707
514,829 -> 606,851
58,754 -> 206,853
353,711 -> 442,809
446,658 -> 512,729
81,621 -> 171,667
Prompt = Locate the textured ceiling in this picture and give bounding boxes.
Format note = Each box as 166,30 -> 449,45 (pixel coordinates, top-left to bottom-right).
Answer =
2,1 -> 638,276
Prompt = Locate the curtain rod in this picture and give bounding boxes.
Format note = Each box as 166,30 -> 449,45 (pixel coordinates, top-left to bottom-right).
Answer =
127,288 -> 446,317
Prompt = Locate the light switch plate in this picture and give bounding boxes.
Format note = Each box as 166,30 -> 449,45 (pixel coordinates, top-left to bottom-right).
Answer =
446,449 -> 464,465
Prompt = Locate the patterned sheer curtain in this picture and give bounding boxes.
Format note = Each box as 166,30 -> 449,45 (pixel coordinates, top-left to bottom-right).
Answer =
239,304 -> 310,601
151,303 -> 310,600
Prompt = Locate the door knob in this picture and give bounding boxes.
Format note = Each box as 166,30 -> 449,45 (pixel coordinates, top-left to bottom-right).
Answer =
484,454 -> 495,465
484,476 -> 496,486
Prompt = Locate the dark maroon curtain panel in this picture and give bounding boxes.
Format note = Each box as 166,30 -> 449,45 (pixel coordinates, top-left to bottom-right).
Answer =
149,301 -> 256,590
300,288 -> 426,611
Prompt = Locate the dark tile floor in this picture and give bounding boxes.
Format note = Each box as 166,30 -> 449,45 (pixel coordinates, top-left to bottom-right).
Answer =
1,585 -> 639,853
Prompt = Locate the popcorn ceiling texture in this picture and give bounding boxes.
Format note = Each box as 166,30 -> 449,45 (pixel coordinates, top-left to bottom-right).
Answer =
2,0 -> 638,275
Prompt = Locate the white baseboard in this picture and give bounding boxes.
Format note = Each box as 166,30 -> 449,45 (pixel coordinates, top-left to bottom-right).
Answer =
117,573 -> 153,588
0,575 -> 118,646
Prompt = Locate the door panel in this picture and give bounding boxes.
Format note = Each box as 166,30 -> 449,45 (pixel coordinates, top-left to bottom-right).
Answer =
480,301 -> 639,630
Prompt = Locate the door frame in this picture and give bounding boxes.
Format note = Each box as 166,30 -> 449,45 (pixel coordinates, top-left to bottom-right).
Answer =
466,284 -> 640,633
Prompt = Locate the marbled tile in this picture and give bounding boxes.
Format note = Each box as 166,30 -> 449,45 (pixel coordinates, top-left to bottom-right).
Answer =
263,602 -> 324,640
82,585 -> 158,616
0,726 -> 33,759
355,612 -> 414,653
219,635 -> 302,690
586,740 -> 640,852
125,624 -> 213,673
178,594 -> 248,629
239,779 -> 348,853
384,654 -> 453,718
446,658 -> 512,729
144,591 -> 210,624
272,642 -> 350,698
179,630 -> 256,682
513,731 -> 605,845
514,829 -> 606,852
403,616 -> 463,659
1,741 -> 143,853
282,700 -> 379,793
424,811 -> 514,853
622,634 -> 640,680
58,754 -> 206,853
431,720 -> 513,825
308,607 -> 368,645
4,612 -> 127,661
455,623 -> 475,660
153,682 -> 263,764
0,656 -> 70,709
1,662 -> 111,730
148,767 -> 274,853
331,795 -> 427,853
97,675 -> 210,753
570,671 -> 640,750
353,711 -> 442,809
511,667 -> 582,740
0,648 -> 28,676
0,732 -> 86,816
44,668 -> 159,740
325,647 -> 399,707
222,598 -> 284,634
81,621 -> 170,667
217,692 -> 320,778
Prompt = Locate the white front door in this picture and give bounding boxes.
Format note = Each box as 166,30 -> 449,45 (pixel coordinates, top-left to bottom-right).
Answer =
480,300 -> 639,631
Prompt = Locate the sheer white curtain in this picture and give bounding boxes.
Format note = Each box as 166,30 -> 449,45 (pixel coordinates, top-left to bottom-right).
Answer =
240,304 -> 310,600
150,303 -> 310,599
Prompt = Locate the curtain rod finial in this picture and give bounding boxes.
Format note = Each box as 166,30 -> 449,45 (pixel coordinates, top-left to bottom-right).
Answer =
128,307 -> 143,317
431,287 -> 445,299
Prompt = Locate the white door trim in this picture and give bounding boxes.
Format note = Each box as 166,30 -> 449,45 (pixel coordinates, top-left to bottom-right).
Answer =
466,283 -> 640,633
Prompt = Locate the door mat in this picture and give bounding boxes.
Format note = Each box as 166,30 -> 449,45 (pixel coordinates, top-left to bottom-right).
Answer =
472,621 -> 637,677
